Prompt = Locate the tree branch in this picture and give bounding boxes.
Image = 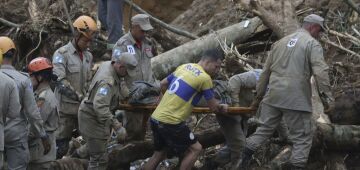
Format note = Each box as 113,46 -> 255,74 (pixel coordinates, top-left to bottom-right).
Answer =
343,0 -> 360,15
0,18 -> 21,28
321,38 -> 360,59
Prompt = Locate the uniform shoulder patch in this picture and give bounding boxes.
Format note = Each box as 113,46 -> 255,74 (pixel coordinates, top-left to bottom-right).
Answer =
54,55 -> 65,64
98,87 -> 109,96
112,48 -> 122,57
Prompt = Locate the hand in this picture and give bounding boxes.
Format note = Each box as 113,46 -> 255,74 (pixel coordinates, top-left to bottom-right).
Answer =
250,99 -> 261,110
115,127 -> 127,142
219,104 -> 228,113
41,135 -> 51,155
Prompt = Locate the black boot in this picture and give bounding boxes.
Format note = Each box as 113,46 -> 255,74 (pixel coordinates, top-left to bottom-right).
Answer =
233,147 -> 254,170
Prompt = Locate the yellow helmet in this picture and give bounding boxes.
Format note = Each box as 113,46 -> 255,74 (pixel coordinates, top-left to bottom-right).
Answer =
0,36 -> 16,54
73,15 -> 97,39
0,49 -> 3,64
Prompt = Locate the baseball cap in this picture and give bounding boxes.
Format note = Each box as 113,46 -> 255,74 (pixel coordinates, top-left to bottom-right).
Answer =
304,14 -> 326,30
131,14 -> 154,31
112,51 -> 138,77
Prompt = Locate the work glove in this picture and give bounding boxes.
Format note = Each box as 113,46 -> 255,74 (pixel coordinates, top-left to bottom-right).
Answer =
219,104 -> 228,114
115,127 -> 127,142
41,134 -> 51,155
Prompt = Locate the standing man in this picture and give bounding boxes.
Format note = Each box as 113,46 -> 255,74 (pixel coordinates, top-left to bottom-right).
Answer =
27,57 -> 59,170
78,52 -> 137,170
0,50 -> 21,170
52,15 -> 97,158
0,36 -> 50,170
98,0 -> 124,48
238,14 -> 334,169
114,14 -> 156,141
143,49 -> 228,170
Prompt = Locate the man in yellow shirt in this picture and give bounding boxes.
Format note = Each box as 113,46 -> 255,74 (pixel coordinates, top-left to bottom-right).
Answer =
143,49 -> 228,170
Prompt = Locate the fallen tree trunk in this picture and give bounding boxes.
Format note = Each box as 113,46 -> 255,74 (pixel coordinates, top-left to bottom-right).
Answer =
107,128 -> 224,169
107,123 -> 360,169
151,17 -> 267,79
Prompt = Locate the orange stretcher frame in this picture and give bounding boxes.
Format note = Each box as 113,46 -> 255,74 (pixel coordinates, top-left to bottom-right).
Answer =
118,103 -> 255,116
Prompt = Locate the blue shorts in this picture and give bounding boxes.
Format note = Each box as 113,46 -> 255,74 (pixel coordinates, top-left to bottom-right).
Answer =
150,118 -> 197,157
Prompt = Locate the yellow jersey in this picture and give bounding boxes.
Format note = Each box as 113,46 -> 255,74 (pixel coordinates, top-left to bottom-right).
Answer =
151,63 -> 214,124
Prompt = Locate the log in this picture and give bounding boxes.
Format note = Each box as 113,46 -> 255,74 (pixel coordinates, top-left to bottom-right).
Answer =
118,104 -> 255,116
151,17 -> 267,79
313,123 -> 360,151
106,123 -> 360,169
107,128 -> 224,169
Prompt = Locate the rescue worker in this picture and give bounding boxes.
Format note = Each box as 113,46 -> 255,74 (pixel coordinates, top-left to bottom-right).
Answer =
52,15 -> 97,158
0,36 -> 50,170
0,50 -> 21,170
143,49 -> 228,170
114,14 -> 157,141
213,69 -> 262,167
98,0 -> 124,46
27,57 -> 59,169
213,69 -> 289,167
78,52 -> 137,170
238,14 -> 334,169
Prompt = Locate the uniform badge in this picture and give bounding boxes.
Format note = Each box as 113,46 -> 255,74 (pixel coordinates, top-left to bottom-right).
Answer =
54,55 -> 64,63
98,87 -> 109,96
127,45 -> 136,55
113,48 -> 121,57
287,38 -> 298,47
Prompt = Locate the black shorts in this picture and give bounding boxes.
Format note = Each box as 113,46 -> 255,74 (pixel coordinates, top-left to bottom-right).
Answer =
150,118 -> 197,157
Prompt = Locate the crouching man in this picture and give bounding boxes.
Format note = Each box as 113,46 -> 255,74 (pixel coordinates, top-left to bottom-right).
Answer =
78,52 -> 137,170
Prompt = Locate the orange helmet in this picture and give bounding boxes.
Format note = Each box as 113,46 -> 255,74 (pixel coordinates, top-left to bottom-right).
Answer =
28,57 -> 53,75
73,15 -> 97,39
0,36 -> 16,54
